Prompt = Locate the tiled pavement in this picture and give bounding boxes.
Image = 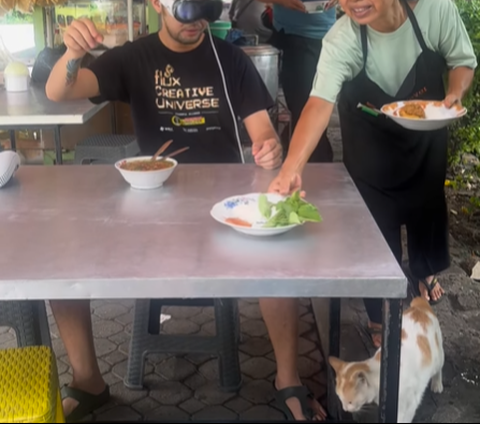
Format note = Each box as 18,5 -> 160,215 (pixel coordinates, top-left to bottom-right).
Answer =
0,298 -> 327,422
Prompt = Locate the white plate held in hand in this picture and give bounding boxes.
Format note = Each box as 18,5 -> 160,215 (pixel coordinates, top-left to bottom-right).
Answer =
210,193 -> 299,236
381,100 -> 467,131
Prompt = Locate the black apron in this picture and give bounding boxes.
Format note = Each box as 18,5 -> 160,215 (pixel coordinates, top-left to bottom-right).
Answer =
337,0 -> 450,282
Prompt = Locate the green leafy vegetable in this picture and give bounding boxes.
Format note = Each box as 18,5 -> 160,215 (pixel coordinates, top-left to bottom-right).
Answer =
258,193 -> 274,219
260,191 -> 322,228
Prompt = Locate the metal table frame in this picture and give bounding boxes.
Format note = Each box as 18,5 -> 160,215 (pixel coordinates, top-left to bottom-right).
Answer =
5,126 -> 63,164
2,103 -> 116,165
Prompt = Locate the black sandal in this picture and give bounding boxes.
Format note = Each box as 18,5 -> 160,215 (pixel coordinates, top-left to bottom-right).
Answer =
418,276 -> 445,306
274,384 -> 316,420
61,384 -> 110,423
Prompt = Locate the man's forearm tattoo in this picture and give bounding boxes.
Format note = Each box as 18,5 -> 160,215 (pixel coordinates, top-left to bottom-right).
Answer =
65,58 -> 82,86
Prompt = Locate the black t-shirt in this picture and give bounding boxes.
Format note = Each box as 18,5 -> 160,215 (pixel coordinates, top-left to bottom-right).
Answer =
88,34 -> 274,163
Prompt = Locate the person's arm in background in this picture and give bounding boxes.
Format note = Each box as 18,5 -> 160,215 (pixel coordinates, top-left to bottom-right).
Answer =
436,0 -> 477,107
256,0 -> 305,13
230,47 -> 282,169
46,18 -> 129,104
255,0 -> 336,13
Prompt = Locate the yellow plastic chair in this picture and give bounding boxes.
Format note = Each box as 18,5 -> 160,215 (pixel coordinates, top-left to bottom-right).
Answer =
0,346 -> 65,423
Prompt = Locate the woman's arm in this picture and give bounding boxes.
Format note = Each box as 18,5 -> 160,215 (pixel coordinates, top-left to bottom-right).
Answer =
435,0 -> 477,107
268,97 -> 334,194
445,66 -> 475,107
283,97 -> 335,174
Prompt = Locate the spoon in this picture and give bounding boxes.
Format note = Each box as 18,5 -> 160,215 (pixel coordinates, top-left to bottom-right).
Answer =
151,140 -> 173,161
163,146 -> 190,160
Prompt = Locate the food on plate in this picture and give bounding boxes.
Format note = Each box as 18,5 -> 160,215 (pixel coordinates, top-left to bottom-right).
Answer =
119,159 -> 174,171
259,191 -> 322,228
225,217 -> 252,227
398,102 -> 426,119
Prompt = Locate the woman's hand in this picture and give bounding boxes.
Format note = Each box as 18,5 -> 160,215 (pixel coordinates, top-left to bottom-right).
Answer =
268,168 -> 305,196
444,67 -> 475,108
443,93 -> 462,109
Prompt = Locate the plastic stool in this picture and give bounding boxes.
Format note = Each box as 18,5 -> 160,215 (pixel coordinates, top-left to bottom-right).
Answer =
0,301 -> 51,347
125,298 -> 242,392
0,346 -> 64,423
74,134 -> 140,164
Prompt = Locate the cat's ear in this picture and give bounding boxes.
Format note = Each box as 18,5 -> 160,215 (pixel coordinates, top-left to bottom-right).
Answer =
328,356 -> 345,374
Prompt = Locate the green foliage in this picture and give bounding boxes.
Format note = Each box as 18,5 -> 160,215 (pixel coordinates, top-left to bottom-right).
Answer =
448,0 -> 480,166
0,10 -> 33,24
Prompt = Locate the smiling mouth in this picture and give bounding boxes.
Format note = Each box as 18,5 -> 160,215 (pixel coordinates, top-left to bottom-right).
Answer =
351,5 -> 372,17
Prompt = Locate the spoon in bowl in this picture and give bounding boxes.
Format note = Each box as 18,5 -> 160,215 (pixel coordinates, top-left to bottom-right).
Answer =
151,140 -> 173,162
163,146 -> 190,160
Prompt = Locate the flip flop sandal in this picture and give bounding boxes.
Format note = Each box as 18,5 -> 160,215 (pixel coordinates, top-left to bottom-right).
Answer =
273,383 -> 316,421
419,276 -> 445,306
61,384 -> 110,423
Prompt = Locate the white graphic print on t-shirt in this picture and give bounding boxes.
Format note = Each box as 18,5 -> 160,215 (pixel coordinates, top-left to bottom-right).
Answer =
154,64 -> 222,134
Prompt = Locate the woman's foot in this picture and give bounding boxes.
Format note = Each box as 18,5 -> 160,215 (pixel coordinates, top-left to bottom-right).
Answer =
419,275 -> 445,305
367,321 -> 382,349
274,377 -> 327,421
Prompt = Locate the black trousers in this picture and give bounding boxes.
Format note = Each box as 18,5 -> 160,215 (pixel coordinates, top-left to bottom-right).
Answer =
361,187 -> 451,324
270,29 -> 333,162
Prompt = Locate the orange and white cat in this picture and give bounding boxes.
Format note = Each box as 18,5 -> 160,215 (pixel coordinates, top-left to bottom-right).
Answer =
329,297 -> 444,423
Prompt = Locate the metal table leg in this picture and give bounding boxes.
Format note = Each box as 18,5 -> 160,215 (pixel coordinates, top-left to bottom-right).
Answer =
9,130 -> 16,151
327,298 -> 342,419
378,299 -> 403,423
54,126 -> 63,164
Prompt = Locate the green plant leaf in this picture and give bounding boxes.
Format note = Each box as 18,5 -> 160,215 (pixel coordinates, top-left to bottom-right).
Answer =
259,191 -> 322,228
258,194 -> 273,219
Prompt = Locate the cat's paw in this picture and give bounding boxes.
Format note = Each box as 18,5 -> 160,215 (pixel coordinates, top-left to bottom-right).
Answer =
430,379 -> 443,394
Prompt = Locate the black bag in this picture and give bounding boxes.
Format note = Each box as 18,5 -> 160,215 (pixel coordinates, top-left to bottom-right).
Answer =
31,44 -> 96,85
31,45 -> 67,84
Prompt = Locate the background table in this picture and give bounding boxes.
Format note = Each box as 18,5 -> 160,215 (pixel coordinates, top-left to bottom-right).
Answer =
0,86 -> 109,164
0,163 -> 407,423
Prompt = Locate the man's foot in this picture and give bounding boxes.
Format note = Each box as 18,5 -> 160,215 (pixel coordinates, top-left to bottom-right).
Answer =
62,379 -> 110,423
367,321 -> 382,349
418,276 -> 445,305
274,378 -> 327,421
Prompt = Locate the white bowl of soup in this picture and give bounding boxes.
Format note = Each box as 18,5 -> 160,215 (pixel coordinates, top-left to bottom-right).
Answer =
115,156 -> 178,189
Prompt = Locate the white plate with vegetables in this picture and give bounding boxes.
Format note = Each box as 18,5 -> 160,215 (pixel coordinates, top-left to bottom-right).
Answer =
210,191 -> 322,236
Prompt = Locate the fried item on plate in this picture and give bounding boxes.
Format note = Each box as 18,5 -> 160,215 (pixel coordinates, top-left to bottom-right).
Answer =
398,103 -> 426,119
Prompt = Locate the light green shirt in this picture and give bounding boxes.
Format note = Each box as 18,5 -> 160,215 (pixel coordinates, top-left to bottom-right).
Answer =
310,0 -> 478,103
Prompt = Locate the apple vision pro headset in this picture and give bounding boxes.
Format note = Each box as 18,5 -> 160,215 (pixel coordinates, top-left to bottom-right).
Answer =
160,0 -> 246,164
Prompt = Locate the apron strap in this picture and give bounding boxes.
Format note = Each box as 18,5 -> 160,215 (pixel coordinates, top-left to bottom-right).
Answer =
399,0 -> 428,52
360,25 -> 368,69
359,0 -> 428,67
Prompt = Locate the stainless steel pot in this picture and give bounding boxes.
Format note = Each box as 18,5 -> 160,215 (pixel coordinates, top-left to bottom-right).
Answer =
240,44 -> 280,101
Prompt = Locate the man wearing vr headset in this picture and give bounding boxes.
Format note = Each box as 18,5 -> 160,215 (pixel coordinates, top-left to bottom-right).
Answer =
46,0 -> 324,422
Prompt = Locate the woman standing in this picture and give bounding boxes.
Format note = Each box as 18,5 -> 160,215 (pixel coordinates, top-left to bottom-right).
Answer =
269,0 -> 477,348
